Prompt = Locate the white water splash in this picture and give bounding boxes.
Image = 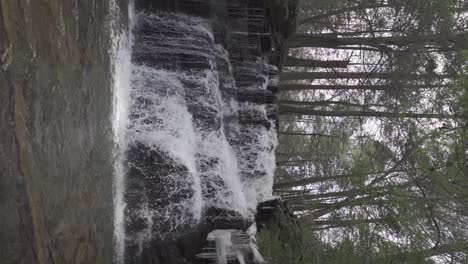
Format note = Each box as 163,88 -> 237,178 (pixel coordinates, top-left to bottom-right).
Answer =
198,228 -> 266,264
110,1 -> 134,262
118,8 -> 278,259
127,65 -> 203,227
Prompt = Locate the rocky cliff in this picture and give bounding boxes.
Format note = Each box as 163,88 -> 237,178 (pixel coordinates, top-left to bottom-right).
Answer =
0,1 -> 127,263
121,0 -> 279,263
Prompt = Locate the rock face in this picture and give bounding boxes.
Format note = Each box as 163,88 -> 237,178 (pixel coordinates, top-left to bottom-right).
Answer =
0,0 -> 279,263
122,0 -> 278,263
0,1 -> 127,264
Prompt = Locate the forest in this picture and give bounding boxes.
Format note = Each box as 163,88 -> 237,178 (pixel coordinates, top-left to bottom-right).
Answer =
265,0 -> 468,263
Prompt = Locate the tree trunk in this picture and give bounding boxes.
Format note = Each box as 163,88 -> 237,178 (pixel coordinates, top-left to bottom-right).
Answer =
278,131 -> 333,137
284,57 -> 349,68
299,3 -> 397,24
280,100 -> 377,109
276,159 -> 318,165
280,84 -> 446,91
310,193 -> 383,218
279,104 -> 461,119
283,190 -> 357,202
274,173 -> 353,189
312,218 -> 386,227
280,71 -> 453,81
321,29 -> 399,36
283,186 -> 389,203
287,33 -> 468,49
312,180 -> 413,218
292,198 -> 385,211
276,160 -> 328,167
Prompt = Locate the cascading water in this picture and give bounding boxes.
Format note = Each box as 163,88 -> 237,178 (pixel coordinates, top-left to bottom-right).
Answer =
113,1 -> 279,263
110,1 -> 134,262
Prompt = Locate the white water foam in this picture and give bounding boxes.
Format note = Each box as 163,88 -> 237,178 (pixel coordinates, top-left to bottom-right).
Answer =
128,65 -> 203,228
198,228 -> 266,264
114,8 -> 278,259
110,1 -> 134,262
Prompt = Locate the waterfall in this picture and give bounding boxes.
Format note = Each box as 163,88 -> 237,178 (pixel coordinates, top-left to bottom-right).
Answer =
113,0 -> 278,263
110,1 -> 134,263
196,227 -> 266,264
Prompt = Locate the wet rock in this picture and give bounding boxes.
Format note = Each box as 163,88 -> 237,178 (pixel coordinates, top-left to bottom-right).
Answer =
0,1 -> 127,263
126,226 -> 208,264
124,0 -> 279,263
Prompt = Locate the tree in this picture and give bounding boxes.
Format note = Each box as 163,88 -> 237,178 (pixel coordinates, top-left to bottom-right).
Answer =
273,0 -> 468,261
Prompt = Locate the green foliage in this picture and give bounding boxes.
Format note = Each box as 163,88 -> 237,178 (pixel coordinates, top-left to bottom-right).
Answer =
302,235 -> 439,264
257,206 -> 317,264
457,50 -> 468,119
320,239 -> 365,264
257,227 -> 306,264
277,1 -> 468,263
344,138 -> 394,186
410,0 -> 459,34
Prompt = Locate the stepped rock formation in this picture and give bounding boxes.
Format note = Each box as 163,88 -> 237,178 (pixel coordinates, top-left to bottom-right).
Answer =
121,0 -> 279,263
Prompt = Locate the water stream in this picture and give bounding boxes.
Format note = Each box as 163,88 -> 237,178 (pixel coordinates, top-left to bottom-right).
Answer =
112,1 -> 278,263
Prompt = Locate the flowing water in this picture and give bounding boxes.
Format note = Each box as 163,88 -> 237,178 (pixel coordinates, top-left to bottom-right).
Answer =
110,1 -> 134,262
113,0 -> 278,263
